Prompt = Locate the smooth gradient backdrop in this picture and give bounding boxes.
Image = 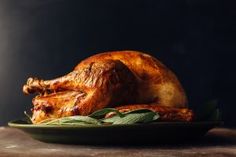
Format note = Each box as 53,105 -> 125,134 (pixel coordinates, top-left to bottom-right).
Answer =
0,0 -> 235,126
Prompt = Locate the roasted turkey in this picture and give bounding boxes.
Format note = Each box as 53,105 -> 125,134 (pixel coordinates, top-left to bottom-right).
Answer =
23,50 -> 193,124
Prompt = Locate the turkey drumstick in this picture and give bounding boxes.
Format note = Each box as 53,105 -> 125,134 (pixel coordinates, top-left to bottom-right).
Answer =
24,60 -> 138,123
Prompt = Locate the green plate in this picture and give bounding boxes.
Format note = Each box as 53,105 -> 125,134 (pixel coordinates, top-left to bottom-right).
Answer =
8,119 -> 222,144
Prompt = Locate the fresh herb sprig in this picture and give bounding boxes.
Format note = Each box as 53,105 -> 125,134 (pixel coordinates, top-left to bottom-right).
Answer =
29,108 -> 160,126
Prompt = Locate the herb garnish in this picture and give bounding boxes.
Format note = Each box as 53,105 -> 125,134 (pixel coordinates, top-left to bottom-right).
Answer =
28,108 -> 160,126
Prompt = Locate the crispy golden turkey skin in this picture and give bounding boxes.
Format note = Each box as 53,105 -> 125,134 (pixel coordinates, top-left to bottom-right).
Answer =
23,50 -> 193,124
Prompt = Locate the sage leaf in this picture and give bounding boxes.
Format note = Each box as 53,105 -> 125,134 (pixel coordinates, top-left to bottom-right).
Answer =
102,111 -> 159,124
41,116 -> 101,125
89,108 -> 124,118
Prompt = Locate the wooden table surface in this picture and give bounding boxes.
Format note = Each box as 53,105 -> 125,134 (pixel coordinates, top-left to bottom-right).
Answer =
0,127 -> 236,157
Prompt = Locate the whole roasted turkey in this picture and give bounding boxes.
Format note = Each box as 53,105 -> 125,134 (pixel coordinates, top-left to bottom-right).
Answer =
23,51 -> 193,124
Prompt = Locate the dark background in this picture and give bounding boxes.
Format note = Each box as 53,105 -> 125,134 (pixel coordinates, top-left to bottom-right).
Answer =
0,0 -> 235,126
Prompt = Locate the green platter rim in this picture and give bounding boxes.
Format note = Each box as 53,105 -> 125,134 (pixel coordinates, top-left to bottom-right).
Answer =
8,119 -> 223,129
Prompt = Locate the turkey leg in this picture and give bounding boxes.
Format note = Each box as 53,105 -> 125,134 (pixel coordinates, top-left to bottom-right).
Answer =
24,60 -> 138,123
